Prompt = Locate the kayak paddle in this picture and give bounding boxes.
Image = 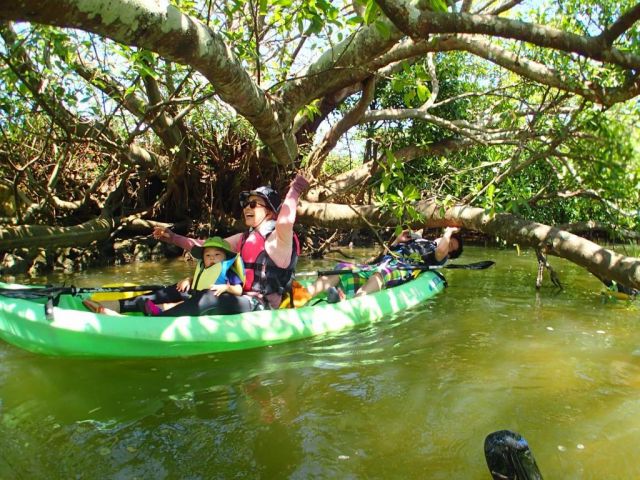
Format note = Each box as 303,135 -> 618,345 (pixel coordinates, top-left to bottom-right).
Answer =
0,284 -> 167,298
295,260 -> 495,277
484,430 -> 543,480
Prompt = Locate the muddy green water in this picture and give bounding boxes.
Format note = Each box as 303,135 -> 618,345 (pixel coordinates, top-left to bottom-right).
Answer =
1,246 -> 639,479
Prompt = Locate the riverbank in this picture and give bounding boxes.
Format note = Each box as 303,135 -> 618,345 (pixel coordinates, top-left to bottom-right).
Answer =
0,235 -> 184,278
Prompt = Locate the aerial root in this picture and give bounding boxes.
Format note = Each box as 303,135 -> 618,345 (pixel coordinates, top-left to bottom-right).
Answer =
536,245 -> 563,289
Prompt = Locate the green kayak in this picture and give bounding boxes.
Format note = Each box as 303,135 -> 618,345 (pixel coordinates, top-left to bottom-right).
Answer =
0,272 -> 446,358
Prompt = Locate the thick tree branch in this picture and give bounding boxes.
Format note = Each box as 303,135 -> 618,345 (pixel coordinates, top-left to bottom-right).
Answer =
279,20 -> 402,112
600,3 -> 640,46
375,1 -> 640,71
439,36 -> 640,106
297,199 -> 640,289
0,216 -> 114,250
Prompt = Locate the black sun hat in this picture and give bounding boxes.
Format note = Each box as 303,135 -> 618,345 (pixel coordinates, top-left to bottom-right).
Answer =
239,185 -> 281,212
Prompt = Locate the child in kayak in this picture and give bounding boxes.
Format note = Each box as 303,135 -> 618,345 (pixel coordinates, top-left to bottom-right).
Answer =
82,236 -> 245,316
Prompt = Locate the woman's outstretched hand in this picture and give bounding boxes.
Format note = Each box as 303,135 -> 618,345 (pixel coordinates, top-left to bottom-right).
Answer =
152,226 -> 172,240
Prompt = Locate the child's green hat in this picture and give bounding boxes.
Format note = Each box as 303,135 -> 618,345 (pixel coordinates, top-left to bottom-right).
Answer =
191,236 -> 236,260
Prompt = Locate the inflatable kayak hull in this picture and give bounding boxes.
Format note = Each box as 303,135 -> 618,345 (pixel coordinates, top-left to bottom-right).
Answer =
0,273 -> 446,358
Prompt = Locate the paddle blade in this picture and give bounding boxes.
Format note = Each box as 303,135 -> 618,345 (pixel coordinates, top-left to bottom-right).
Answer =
0,285 -> 67,298
0,290 -> 54,299
90,283 -> 151,301
484,430 -> 543,480
445,260 -> 495,270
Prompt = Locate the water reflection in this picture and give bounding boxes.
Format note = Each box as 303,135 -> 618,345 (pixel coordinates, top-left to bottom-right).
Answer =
1,246 -> 640,478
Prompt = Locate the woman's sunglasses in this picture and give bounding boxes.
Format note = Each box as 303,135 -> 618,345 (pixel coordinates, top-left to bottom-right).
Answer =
241,199 -> 267,209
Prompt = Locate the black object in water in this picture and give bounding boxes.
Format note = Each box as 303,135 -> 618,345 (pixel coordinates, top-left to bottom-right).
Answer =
484,430 -> 543,480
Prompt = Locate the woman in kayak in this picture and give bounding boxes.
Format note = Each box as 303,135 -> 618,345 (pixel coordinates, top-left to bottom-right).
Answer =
83,236 -> 246,316
151,173 -> 309,313
306,227 -> 463,303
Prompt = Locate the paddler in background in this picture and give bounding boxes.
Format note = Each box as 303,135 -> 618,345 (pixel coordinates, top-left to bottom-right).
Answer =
303,226 -> 463,303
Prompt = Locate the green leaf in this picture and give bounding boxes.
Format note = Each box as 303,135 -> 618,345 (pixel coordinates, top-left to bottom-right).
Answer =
416,82 -> 430,102
302,101 -> 321,121
429,0 -> 448,12
403,90 -> 416,107
364,0 -> 379,24
403,184 -> 420,200
415,64 -> 430,81
124,85 -> 137,97
307,15 -> 323,34
391,78 -> 404,93
487,183 -> 495,200
138,64 -> 158,79
386,149 -> 397,163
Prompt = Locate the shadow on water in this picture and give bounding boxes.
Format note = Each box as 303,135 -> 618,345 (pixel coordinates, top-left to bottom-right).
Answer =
1,246 -> 640,479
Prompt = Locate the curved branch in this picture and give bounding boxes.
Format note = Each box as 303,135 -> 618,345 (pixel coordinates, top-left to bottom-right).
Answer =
375,1 -> 640,71
556,220 -> 640,241
439,36 -> 640,106
306,77 -> 376,176
361,107 -> 495,144
530,189 -> 640,218
487,0 -> 526,15
293,83 -> 361,143
600,3 -> 640,46
305,133 -> 519,202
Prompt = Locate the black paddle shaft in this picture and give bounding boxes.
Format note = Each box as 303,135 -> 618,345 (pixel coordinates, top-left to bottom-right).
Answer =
306,260 -> 495,278
0,284 -> 167,298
